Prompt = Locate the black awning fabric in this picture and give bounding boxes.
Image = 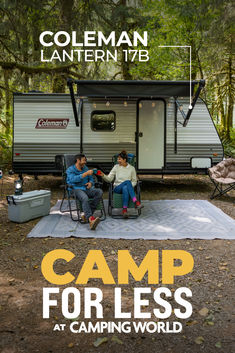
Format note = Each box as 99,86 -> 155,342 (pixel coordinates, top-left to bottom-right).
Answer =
75,80 -> 199,98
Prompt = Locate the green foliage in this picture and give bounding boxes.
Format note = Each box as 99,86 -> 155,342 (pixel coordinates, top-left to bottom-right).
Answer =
131,0 -> 234,138
0,0 -> 233,165
0,129 -> 12,169
220,129 -> 235,158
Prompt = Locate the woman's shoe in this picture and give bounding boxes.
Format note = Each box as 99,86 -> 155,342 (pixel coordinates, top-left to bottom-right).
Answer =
122,208 -> 129,218
135,201 -> 144,209
89,216 -> 100,230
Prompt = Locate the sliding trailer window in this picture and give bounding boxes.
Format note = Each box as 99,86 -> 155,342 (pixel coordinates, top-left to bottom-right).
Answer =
91,110 -> 116,131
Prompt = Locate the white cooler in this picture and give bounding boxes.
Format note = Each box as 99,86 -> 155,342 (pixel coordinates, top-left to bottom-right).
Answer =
7,190 -> 51,223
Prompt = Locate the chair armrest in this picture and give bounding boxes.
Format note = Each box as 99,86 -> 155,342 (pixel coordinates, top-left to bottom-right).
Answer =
60,184 -> 74,192
66,184 -> 74,189
94,182 -> 103,189
109,182 -> 113,195
93,174 -> 104,189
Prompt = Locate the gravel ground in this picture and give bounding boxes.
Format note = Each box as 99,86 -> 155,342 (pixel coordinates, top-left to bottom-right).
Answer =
0,174 -> 234,353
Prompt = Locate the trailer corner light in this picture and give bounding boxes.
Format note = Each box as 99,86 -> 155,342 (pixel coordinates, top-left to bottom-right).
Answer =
124,101 -> 128,107
152,102 -> 156,107
213,153 -> 218,157
15,153 -> 21,156
139,103 -> 142,108
14,179 -> 23,195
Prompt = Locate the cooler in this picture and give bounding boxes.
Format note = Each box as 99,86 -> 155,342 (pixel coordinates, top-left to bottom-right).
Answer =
7,190 -> 51,223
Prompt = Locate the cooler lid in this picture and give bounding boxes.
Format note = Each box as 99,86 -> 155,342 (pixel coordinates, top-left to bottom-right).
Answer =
9,190 -> 51,202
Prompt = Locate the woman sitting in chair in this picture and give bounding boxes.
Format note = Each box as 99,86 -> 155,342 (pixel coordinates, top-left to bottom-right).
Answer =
100,150 -> 143,218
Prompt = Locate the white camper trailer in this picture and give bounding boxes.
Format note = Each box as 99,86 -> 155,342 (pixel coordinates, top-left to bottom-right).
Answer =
12,80 -> 223,177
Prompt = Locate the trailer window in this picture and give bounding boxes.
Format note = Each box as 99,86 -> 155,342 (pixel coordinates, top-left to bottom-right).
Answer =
91,111 -> 116,131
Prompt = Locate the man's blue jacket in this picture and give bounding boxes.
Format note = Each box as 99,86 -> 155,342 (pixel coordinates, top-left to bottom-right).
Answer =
66,164 -> 94,191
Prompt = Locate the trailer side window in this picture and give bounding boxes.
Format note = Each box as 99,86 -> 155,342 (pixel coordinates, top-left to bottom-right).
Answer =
91,110 -> 116,131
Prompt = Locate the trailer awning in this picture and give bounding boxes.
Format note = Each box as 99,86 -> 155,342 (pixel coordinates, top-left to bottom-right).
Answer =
67,79 -> 205,127
73,80 -> 201,98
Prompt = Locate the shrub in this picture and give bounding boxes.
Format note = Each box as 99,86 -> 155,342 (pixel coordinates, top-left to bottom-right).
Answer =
221,129 -> 235,158
0,131 -> 12,170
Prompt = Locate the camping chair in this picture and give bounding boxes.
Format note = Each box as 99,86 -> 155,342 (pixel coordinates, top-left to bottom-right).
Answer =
60,154 -> 106,221
108,153 -> 142,218
208,158 -> 235,199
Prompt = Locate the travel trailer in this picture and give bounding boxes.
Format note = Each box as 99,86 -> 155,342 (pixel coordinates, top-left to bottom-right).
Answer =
12,79 -> 223,177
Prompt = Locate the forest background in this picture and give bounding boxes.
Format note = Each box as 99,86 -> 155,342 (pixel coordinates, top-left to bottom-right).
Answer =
0,0 -> 234,168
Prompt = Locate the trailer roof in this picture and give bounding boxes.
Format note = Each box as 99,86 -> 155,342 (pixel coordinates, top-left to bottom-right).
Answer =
73,80 -> 202,98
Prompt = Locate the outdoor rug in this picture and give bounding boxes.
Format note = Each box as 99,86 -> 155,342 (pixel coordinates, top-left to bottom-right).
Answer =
27,200 -> 235,240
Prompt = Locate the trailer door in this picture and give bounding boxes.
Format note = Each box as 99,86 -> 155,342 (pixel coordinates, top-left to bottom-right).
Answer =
138,100 -> 165,169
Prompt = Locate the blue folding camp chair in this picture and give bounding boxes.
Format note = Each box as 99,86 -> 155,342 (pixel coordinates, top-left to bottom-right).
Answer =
60,154 -> 106,222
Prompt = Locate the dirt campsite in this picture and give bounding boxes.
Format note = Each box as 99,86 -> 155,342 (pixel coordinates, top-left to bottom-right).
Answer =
0,173 -> 234,353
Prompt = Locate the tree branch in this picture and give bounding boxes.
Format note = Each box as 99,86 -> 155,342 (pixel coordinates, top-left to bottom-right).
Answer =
0,61 -> 77,74
0,118 -> 7,128
67,69 -> 85,79
0,38 -> 21,61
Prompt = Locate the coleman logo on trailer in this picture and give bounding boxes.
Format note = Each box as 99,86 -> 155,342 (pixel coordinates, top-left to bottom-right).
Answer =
35,118 -> 69,129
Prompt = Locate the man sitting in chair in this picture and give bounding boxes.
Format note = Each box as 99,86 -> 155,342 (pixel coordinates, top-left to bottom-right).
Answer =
66,154 -> 103,230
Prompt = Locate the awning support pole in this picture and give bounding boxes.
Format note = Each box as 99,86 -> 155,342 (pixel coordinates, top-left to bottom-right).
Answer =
174,101 -> 178,154
183,79 -> 205,127
174,79 -> 205,127
174,98 -> 187,121
67,78 -> 79,127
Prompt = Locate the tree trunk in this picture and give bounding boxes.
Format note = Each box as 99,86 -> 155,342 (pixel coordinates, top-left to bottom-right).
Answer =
52,73 -> 67,93
216,80 -> 225,132
3,69 -> 11,136
191,41 -> 197,80
226,48 -> 234,139
121,43 -> 132,80
119,0 -> 132,80
52,0 -> 74,93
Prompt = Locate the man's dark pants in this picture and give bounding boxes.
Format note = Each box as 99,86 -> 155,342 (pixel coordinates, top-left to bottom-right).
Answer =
73,188 -> 103,219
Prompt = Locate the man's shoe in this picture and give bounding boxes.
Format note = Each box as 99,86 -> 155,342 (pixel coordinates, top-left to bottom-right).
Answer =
80,212 -> 87,223
135,201 -> 144,209
89,216 -> 100,230
122,208 -> 129,219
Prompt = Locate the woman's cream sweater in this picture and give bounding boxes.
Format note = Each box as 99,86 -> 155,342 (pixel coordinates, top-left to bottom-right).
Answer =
102,163 -> 137,187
